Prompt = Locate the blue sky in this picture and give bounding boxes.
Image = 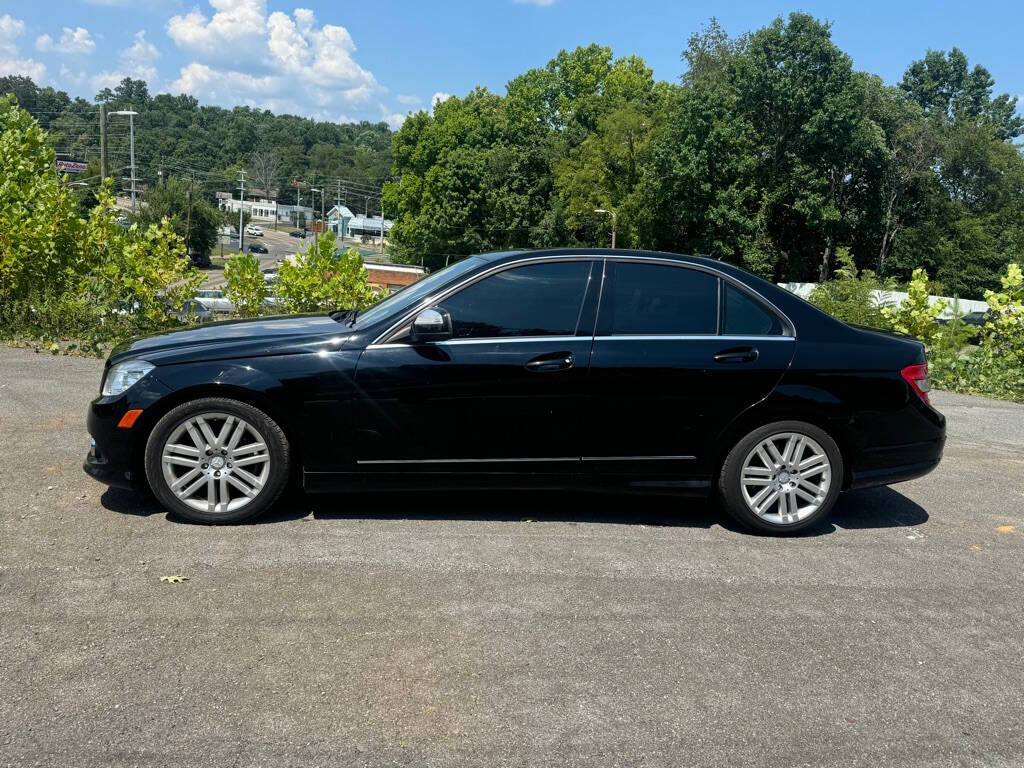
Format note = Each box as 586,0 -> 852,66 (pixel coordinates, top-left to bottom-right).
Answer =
1,0 -> 1021,128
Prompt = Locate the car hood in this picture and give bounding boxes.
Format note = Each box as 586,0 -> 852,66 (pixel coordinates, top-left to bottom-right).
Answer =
109,314 -> 349,366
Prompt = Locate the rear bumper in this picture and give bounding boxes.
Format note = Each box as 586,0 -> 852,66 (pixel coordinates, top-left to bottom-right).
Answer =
848,404 -> 946,490
849,456 -> 942,490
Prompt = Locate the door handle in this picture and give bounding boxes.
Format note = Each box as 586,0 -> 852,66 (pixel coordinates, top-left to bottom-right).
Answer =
525,351 -> 574,372
714,346 -> 759,364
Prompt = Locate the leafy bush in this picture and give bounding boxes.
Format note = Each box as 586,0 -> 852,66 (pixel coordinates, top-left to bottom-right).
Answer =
274,233 -> 376,313
808,249 -> 891,328
881,268 -> 945,351
0,94 -> 87,302
979,263 -> 1024,364
224,253 -> 267,316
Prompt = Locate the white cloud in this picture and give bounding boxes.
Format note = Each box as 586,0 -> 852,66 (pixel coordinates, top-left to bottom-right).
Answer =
36,27 -> 96,54
379,105 -> 406,130
0,14 -> 46,81
167,0 -> 266,57
0,14 -> 26,55
431,91 -> 452,112
0,57 -> 46,80
89,30 -> 159,92
167,2 -> 380,122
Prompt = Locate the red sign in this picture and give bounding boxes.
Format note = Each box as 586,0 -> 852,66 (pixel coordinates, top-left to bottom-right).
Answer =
56,160 -> 87,174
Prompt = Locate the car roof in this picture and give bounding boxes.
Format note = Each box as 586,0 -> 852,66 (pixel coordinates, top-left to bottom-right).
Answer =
475,248 -> 718,269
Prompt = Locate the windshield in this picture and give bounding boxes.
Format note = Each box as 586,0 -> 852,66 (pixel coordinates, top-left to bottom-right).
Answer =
350,256 -> 486,329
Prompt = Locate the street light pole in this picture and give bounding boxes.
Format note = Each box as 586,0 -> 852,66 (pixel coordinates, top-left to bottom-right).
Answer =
110,110 -> 138,212
310,188 -> 322,248
595,208 -> 616,249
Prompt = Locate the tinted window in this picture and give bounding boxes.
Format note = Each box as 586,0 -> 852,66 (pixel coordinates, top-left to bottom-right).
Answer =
353,256 -> 485,329
609,263 -> 717,335
439,261 -> 591,338
723,284 -> 783,335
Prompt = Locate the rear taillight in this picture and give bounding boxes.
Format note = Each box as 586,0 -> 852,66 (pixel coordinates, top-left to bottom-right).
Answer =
901,363 -> 931,404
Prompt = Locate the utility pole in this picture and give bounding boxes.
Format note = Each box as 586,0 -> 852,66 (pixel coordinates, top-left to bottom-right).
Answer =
185,172 -> 194,259
110,110 -> 138,212
379,197 -> 385,255
98,104 -> 107,182
237,170 -> 246,253
295,184 -> 301,229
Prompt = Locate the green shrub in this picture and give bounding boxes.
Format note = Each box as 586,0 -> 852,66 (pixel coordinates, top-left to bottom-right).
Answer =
224,253 -> 267,317
275,233 -> 376,313
882,267 -> 945,350
809,249 -> 892,328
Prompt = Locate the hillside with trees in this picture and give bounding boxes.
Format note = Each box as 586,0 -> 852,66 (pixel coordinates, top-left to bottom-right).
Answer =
0,73 -> 394,215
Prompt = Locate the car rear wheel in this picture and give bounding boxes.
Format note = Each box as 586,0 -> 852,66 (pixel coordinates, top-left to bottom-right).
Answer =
718,421 -> 843,534
144,398 -> 290,524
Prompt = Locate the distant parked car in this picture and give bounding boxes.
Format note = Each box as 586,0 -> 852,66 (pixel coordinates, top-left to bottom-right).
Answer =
262,268 -> 278,284
245,225 -> 264,237
167,299 -> 213,323
194,289 -> 234,313
248,243 -> 269,254
288,229 -> 306,239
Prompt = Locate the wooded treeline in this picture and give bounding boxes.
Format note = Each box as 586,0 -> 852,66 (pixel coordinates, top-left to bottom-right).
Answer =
0,74 -> 393,211
383,14 -> 1024,297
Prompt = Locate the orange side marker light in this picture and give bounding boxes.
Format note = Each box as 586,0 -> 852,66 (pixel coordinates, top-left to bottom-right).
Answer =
117,409 -> 143,428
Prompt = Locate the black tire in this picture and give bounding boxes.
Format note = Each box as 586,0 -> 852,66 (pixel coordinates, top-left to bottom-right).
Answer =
717,420 -> 843,534
144,397 -> 290,524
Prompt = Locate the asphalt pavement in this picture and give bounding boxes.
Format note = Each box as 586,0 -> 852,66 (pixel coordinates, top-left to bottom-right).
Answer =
1,347 -> 1023,767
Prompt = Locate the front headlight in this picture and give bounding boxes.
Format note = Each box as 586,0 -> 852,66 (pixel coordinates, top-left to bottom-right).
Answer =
102,359 -> 155,397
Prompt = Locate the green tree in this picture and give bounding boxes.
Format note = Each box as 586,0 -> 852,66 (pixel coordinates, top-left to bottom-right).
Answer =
275,233 -> 376,312
0,94 -> 87,302
135,177 -> 219,258
224,253 -> 268,317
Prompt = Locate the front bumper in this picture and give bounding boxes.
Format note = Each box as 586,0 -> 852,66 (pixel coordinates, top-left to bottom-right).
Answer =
82,374 -> 173,490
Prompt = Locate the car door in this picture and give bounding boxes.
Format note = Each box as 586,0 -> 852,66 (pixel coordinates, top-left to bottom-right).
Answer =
353,258 -> 598,474
584,259 -> 795,482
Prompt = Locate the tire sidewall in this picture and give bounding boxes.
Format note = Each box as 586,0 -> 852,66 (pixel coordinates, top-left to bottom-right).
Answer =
144,397 -> 289,524
719,420 -> 843,535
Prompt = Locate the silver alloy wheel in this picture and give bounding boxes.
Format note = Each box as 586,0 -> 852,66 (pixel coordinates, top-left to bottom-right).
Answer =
739,432 -> 832,526
160,411 -> 271,515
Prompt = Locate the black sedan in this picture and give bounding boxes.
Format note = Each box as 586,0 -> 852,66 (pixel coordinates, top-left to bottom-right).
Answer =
83,249 -> 945,533
248,243 -> 269,254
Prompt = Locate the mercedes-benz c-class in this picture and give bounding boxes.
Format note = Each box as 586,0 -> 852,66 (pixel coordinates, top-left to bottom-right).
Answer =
84,249 -> 945,533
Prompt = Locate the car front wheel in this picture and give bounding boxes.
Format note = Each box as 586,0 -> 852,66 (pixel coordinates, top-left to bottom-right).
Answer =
144,397 -> 291,524
718,420 -> 843,534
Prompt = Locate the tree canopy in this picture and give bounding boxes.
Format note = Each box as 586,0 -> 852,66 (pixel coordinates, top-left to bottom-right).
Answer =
384,13 -> 1024,297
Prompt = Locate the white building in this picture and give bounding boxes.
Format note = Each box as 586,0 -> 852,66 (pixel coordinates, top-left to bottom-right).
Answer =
217,193 -> 313,225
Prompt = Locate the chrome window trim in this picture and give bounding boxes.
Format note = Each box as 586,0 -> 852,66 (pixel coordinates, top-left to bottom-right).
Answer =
369,253 -> 796,346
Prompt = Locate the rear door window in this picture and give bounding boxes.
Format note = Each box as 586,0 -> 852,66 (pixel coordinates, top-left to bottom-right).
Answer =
722,283 -> 783,335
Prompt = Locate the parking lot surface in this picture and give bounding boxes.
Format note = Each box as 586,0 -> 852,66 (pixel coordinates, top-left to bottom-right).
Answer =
1,347 -> 1022,767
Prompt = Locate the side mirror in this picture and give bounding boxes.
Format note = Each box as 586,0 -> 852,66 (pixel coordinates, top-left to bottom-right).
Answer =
410,307 -> 452,343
